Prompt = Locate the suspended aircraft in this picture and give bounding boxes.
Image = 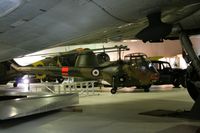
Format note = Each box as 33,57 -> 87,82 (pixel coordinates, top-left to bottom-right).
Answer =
0,1 -> 200,99
11,45 -> 159,94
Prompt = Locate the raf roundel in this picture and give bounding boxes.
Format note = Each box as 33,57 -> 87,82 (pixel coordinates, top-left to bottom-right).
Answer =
92,69 -> 100,77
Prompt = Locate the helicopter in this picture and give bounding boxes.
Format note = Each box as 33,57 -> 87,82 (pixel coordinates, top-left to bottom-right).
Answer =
12,45 -> 129,84
0,45 -> 125,87
11,45 -> 159,94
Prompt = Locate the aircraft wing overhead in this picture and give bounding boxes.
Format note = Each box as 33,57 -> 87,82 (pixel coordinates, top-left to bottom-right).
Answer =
0,0 -> 200,61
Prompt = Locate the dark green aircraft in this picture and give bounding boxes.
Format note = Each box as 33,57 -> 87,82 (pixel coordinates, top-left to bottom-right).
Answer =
11,45 -> 159,94
0,46 -> 114,87
19,46 -> 115,83
12,45 -> 125,84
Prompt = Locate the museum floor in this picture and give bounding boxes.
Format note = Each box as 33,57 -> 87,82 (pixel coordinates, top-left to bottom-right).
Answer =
0,85 -> 199,133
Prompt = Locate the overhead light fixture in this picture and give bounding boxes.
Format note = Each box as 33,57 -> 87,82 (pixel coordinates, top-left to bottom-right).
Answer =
0,0 -> 22,18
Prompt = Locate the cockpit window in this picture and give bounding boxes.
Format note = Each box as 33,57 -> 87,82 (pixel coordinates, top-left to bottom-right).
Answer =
124,53 -> 149,67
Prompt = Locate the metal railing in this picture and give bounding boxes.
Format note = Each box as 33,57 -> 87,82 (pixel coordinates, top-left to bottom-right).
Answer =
28,80 -> 100,96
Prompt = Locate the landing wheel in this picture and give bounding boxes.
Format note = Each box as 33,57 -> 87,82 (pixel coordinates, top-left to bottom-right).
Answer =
111,88 -> 117,94
186,80 -> 199,101
111,76 -> 118,94
186,67 -> 200,101
13,82 -> 18,87
143,84 -> 151,92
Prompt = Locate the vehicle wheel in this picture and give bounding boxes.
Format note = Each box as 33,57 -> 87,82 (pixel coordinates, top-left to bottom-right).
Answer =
172,77 -> 181,88
13,82 -> 18,87
142,84 -> 151,92
111,88 -> 117,94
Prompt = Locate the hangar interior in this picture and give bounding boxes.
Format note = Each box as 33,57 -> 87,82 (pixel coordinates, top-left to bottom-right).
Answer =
1,1 -> 200,133
15,34 -> 200,68
1,35 -> 200,133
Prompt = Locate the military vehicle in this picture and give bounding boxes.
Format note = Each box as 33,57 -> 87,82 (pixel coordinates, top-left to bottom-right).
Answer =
123,53 -> 159,92
151,60 -> 186,87
11,45 -> 159,94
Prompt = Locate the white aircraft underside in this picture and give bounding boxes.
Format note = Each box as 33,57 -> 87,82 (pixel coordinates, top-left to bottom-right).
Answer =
0,0 -> 200,61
